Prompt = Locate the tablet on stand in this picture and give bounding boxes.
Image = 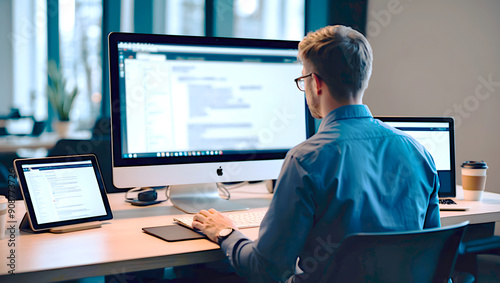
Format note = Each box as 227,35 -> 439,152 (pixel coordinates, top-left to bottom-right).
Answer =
14,154 -> 113,233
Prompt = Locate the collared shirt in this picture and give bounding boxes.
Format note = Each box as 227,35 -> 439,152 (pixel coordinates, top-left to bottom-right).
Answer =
221,105 -> 441,282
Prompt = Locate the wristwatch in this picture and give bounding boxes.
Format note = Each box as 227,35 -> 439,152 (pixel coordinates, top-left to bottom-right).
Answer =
217,227 -> 235,244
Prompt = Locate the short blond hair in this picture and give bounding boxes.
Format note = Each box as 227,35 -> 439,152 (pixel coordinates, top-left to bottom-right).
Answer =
298,25 -> 373,101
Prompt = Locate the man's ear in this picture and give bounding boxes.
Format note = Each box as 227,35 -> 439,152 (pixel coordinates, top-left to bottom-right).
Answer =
312,73 -> 323,95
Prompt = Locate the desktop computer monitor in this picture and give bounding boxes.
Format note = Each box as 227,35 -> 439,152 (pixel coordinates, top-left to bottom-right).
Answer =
108,32 -> 314,213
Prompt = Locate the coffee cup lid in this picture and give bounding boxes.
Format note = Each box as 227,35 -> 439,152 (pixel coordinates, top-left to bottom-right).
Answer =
461,160 -> 488,169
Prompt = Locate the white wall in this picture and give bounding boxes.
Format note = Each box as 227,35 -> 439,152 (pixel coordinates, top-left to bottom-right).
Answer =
0,0 -> 13,116
365,0 -> 500,194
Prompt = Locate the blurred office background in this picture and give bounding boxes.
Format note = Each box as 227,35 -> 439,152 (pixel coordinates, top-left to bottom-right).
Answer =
0,0 -> 499,198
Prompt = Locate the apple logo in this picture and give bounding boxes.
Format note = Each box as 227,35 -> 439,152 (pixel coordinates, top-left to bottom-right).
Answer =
216,166 -> 223,176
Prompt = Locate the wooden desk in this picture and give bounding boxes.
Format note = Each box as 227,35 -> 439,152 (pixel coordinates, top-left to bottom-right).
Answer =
0,135 -> 59,153
0,183 -> 271,282
440,187 -> 500,226
0,132 -> 91,153
1,184 -> 499,282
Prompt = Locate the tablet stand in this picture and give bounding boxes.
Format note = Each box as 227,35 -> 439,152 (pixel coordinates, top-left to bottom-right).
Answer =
20,213 -> 102,233
49,222 -> 102,233
20,213 -> 40,233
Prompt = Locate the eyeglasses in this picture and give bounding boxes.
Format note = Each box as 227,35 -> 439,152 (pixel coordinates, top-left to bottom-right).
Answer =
294,73 -> 313,91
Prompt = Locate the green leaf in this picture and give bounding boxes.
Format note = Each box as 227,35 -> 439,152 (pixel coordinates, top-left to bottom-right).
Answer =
47,60 -> 78,121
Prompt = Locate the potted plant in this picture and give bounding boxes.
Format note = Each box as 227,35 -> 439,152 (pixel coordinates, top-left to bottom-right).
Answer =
47,60 -> 78,137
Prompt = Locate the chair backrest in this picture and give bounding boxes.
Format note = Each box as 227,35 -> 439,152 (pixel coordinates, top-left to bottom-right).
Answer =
320,221 -> 469,283
91,116 -> 111,140
30,120 -> 46,137
0,152 -> 22,200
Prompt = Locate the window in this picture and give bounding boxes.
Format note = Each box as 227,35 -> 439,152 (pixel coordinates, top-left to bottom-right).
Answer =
150,0 -> 304,39
3,0 -> 305,130
59,0 -> 102,129
232,0 -> 304,40
10,0 -> 47,120
153,0 -> 205,36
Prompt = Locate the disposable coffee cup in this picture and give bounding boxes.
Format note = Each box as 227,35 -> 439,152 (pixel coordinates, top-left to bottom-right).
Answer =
0,195 -> 7,240
461,161 -> 488,201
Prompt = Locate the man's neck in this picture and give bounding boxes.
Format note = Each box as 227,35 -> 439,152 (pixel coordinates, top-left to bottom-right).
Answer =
320,92 -> 363,118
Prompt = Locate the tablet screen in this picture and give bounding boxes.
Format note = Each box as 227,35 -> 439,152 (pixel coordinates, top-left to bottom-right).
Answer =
15,155 -> 113,231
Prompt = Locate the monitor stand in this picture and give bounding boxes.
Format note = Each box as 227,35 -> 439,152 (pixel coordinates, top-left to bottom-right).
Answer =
169,183 -> 248,214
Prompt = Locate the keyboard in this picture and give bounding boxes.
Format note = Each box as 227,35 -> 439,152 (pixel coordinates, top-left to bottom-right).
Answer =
439,198 -> 470,211
174,209 -> 267,229
439,198 -> 457,205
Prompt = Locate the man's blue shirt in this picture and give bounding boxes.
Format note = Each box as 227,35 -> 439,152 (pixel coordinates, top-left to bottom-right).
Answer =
221,105 -> 441,282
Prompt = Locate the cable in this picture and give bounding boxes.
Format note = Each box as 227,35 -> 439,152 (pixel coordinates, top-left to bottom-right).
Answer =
165,185 -> 170,202
125,182 -> 253,204
217,180 -> 267,199
222,181 -> 252,190
217,182 -> 231,200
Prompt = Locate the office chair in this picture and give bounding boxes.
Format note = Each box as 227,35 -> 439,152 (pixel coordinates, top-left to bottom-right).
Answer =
456,233 -> 500,279
317,221 -> 471,283
30,120 -> 46,137
0,152 -> 22,200
91,116 -> 111,140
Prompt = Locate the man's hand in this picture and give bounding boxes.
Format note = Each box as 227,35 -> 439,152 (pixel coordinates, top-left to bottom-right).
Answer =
192,208 -> 238,243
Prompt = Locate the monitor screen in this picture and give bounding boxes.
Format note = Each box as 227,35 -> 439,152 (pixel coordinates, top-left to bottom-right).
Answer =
108,33 -> 314,191
377,117 -> 456,198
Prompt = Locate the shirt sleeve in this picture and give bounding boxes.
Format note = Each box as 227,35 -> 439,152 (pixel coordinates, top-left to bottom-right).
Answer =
424,171 -> 441,228
219,153 -> 316,282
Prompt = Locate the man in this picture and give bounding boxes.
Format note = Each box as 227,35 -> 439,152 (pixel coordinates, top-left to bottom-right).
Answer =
193,25 -> 440,282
